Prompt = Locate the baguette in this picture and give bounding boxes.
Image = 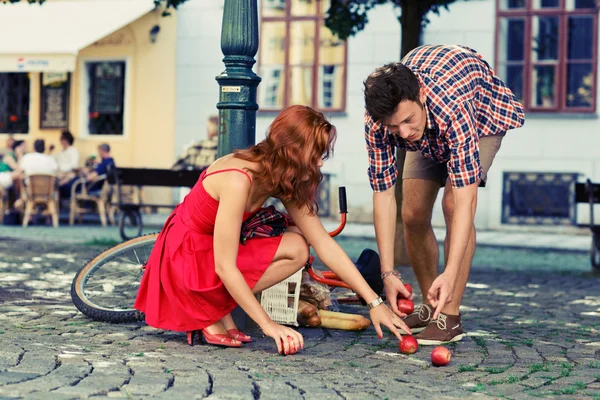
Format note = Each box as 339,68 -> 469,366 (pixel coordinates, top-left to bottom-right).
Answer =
298,313 -> 322,328
317,310 -> 371,331
298,299 -> 318,318
297,299 -> 321,327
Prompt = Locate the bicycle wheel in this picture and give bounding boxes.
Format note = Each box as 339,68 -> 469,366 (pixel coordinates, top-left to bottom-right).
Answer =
71,233 -> 158,323
119,209 -> 143,241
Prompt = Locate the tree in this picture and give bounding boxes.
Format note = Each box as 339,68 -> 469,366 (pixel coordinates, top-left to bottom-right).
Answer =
325,0 -> 467,266
1,0 -> 188,15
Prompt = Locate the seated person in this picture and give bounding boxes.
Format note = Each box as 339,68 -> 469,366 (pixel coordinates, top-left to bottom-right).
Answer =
63,143 -> 115,199
0,140 -> 25,195
0,140 -> 25,174
52,131 -> 80,186
172,116 -> 218,171
20,139 -> 58,176
1,134 -> 15,158
85,143 -> 115,192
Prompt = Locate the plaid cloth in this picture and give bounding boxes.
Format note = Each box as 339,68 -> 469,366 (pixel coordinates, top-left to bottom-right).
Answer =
365,45 -> 525,190
240,205 -> 292,245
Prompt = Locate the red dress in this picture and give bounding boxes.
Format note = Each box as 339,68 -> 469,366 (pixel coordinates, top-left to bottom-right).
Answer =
134,168 -> 283,332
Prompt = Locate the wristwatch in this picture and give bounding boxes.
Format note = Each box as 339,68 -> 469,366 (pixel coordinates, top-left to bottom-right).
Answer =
366,296 -> 384,309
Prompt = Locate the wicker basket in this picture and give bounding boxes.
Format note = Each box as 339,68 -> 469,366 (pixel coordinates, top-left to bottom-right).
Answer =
259,268 -> 303,326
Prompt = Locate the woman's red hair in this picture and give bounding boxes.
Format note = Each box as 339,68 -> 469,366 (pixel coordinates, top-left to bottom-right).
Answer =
234,105 -> 336,214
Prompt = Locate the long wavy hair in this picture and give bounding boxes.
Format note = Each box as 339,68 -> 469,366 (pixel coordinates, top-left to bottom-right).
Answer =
234,105 -> 337,214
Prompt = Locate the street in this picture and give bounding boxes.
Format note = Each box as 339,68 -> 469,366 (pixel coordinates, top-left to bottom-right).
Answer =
0,229 -> 599,399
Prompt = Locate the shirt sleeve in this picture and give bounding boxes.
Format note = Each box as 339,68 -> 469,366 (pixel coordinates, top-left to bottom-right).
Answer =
68,148 -> 80,171
445,102 -> 481,188
364,111 -> 399,192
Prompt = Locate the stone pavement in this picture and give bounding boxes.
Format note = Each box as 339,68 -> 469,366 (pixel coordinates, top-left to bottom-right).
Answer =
0,232 -> 599,399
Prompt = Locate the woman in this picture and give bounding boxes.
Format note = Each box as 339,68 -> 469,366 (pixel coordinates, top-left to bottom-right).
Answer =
0,140 -> 25,191
0,140 -> 25,174
134,105 -> 411,355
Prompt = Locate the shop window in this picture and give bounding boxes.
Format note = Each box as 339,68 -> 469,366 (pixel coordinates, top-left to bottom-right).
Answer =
502,171 -> 578,225
259,0 -> 347,112
0,73 -> 30,134
496,0 -> 598,113
86,61 -> 126,135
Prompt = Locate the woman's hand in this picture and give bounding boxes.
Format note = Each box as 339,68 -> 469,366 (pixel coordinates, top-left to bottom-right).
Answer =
369,303 -> 412,340
261,321 -> 304,355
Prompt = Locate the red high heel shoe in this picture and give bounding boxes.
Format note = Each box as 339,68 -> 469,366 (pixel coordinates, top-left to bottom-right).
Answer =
186,330 -> 242,347
227,329 -> 252,343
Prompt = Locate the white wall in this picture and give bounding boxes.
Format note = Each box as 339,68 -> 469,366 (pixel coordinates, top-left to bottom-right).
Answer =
176,0 -> 600,231
174,0 -> 224,156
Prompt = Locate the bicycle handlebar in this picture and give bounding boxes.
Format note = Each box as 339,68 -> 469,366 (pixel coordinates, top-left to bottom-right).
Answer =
328,186 -> 347,238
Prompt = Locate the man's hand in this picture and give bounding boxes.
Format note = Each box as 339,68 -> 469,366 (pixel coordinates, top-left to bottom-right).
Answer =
384,275 -> 414,318
427,272 -> 455,320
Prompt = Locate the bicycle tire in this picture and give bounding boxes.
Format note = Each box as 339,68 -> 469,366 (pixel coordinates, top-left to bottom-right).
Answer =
119,209 -> 143,241
71,233 -> 158,323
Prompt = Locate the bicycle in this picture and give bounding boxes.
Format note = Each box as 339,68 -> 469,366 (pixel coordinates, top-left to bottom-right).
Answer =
70,187 -> 384,323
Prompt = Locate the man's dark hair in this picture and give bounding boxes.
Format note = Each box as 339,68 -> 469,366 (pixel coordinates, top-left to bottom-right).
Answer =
34,139 -> 45,153
363,62 -> 421,122
11,140 -> 24,151
98,143 -> 110,153
60,130 -> 75,146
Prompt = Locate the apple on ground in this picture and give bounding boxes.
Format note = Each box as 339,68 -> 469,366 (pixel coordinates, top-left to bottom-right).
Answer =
398,335 -> 419,354
431,346 -> 452,366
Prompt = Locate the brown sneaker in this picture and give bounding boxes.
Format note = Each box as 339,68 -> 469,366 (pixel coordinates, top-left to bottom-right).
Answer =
415,313 -> 465,345
401,304 -> 434,334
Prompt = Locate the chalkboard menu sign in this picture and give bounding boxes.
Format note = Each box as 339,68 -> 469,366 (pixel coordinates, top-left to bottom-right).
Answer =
95,78 -> 123,114
40,72 -> 70,130
93,62 -> 124,114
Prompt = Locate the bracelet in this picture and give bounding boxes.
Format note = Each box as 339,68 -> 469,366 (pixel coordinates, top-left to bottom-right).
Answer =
366,297 -> 384,309
381,270 -> 402,281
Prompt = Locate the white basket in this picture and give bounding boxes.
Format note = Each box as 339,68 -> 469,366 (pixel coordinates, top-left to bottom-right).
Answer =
259,268 -> 302,326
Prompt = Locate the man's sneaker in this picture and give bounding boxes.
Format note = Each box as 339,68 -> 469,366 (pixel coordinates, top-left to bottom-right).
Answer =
401,304 -> 434,334
415,313 -> 465,345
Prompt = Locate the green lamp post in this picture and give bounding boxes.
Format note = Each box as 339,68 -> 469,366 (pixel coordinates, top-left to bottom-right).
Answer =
216,0 -> 261,157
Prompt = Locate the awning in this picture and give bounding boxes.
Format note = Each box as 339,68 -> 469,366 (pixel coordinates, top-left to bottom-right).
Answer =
0,0 -> 155,72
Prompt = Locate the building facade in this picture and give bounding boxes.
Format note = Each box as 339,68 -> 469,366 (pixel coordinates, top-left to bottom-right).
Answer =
0,0 -> 178,204
175,0 -> 599,231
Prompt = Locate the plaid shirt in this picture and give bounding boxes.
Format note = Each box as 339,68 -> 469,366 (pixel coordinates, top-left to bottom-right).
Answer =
240,205 -> 292,245
365,45 -> 525,190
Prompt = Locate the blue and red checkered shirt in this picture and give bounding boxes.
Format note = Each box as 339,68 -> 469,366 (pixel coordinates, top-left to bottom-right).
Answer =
365,45 -> 525,190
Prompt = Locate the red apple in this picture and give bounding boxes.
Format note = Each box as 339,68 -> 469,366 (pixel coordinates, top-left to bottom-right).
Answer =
397,298 -> 414,315
280,336 -> 297,355
431,346 -> 452,366
398,335 -> 418,354
404,283 -> 413,296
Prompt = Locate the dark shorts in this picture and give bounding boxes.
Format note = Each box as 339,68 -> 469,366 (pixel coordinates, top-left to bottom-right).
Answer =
402,134 -> 505,187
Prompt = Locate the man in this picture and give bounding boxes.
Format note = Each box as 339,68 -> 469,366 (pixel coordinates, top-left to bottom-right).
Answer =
172,115 -> 218,170
20,139 -> 58,176
61,143 -> 114,199
84,143 -> 115,193
52,130 -> 80,186
364,45 -> 524,345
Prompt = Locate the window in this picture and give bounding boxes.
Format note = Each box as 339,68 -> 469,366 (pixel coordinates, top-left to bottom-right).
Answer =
259,0 -> 347,112
496,0 -> 598,113
86,61 -> 126,135
0,73 -> 30,134
502,171 -> 578,225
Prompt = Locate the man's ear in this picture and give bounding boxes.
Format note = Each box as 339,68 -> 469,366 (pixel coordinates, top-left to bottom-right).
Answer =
419,87 -> 427,104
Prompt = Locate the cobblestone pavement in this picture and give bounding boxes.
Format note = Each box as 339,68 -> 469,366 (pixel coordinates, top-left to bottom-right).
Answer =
0,235 -> 599,399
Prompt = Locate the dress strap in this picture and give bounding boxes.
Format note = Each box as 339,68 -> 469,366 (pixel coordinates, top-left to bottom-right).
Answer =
203,168 -> 252,185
